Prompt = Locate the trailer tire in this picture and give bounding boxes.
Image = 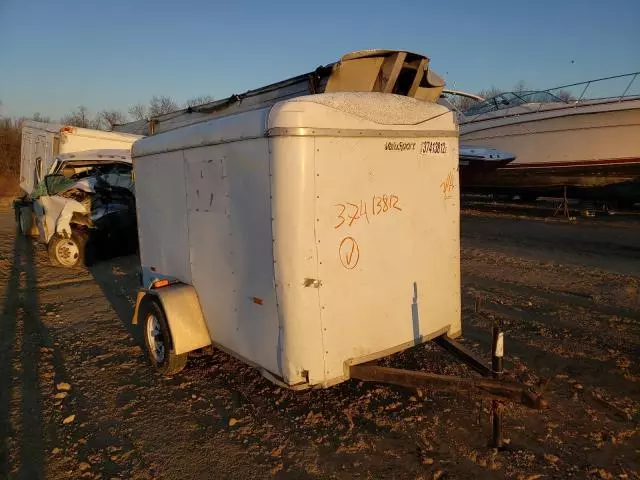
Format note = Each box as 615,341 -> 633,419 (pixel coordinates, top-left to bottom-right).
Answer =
48,230 -> 87,268
140,295 -> 188,376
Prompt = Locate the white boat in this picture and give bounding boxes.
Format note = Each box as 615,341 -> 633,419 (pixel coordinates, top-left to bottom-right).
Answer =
437,92 -> 517,183
443,73 -> 640,206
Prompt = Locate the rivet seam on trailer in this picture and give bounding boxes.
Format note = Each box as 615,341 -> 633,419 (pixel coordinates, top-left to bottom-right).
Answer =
312,137 -> 328,381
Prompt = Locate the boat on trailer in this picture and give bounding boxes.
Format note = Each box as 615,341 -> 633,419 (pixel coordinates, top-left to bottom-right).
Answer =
443,72 -> 640,207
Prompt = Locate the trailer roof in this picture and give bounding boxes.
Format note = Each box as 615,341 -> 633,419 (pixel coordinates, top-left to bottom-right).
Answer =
278,92 -> 450,125
132,92 -> 454,158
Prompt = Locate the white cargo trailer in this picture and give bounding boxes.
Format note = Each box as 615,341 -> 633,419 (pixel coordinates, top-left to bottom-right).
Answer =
131,92 -> 463,387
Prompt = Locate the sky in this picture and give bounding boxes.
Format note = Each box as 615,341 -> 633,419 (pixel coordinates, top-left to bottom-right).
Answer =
0,0 -> 639,120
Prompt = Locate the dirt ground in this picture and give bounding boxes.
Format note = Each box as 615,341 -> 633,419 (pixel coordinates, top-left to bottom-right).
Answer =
0,198 -> 638,480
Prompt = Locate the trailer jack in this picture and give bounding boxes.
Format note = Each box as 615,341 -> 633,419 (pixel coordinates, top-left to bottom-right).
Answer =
349,326 -> 548,448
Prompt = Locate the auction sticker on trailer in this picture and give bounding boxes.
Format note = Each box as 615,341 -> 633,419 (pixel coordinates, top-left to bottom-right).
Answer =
418,140 -> 449,155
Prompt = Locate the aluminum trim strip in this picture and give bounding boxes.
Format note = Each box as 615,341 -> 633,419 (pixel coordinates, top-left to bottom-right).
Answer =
266,127 -> 458,138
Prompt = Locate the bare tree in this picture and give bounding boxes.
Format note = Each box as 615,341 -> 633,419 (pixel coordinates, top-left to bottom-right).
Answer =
477,86 -> 504,100
185,95 -> 215,108
148,95 -> 178,117
446,85 -> 503,113
128,95 -> 180,122
513,80 -> 527,94
128,103 -> 147,121
0,115 -> 23,190
30,112 -> 52,123
60,105 -> 97,128
555,89 -> 576,102
97,110 -> 128,131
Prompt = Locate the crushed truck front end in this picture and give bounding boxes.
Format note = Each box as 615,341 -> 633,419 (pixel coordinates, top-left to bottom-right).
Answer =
18,149 -> 137,268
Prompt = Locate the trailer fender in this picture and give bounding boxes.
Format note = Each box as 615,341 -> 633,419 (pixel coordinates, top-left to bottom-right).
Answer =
133,284 -> 212,355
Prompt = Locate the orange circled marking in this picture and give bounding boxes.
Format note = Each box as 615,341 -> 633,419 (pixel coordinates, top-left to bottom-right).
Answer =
339,236 -> 360,270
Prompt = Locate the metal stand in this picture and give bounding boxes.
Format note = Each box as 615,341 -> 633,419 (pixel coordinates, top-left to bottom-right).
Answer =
553,186 -> 571,219
349,323 -> 548,449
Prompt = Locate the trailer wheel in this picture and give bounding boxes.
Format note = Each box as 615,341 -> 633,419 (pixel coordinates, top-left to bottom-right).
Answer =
140,295 -> 188,376
48,230 -> 87,268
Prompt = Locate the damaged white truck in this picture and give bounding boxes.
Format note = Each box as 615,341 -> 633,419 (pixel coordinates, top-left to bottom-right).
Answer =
14,121 -> 143,268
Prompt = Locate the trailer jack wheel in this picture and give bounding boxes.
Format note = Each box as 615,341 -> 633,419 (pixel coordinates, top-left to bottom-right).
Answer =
140,295 -> 187,376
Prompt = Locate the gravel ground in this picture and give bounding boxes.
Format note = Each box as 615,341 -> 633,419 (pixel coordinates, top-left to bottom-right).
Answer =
0,199 -> 638,480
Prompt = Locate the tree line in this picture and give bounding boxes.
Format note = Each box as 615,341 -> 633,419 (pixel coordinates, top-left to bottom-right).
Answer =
59,94 -> 216,131
0,95 -> 213,190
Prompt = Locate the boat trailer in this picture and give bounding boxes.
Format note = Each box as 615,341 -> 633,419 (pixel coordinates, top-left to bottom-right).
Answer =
349,324 -> 548,448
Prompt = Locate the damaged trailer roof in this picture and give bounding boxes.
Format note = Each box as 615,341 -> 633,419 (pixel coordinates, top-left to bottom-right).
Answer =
113,49 -> 447,136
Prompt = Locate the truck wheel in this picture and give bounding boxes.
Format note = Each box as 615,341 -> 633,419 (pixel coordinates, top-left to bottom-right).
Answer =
16,207 -> 25,235
15,204 -> 29,236
139,295 -> 188,375
48,230 -> 87,268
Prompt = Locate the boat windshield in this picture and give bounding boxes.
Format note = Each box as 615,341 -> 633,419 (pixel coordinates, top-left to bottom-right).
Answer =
463,91 -> 568,116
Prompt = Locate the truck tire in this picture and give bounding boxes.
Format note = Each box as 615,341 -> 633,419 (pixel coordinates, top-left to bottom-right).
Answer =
139,295 -> 188,376
15,206 -> 25,235
15,203 -> 29,236
48,230 -> 87,268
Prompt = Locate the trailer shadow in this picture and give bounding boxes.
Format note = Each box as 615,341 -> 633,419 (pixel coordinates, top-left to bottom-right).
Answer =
87,254 -> 143,347
0,226 -> 46,479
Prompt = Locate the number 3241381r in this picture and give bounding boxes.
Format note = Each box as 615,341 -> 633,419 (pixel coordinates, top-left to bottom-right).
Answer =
334,195 -> 401,229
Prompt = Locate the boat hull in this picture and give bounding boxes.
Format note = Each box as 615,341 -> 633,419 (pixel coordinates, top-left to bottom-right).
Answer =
458,145 -> 516,185
459,99 -> 640,204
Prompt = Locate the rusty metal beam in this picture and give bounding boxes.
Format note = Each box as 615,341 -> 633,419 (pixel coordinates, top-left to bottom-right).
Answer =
382,52 -> 408,93
434,335 -> 493,377
349,364 -> 547,410
408,58 -> 427,97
